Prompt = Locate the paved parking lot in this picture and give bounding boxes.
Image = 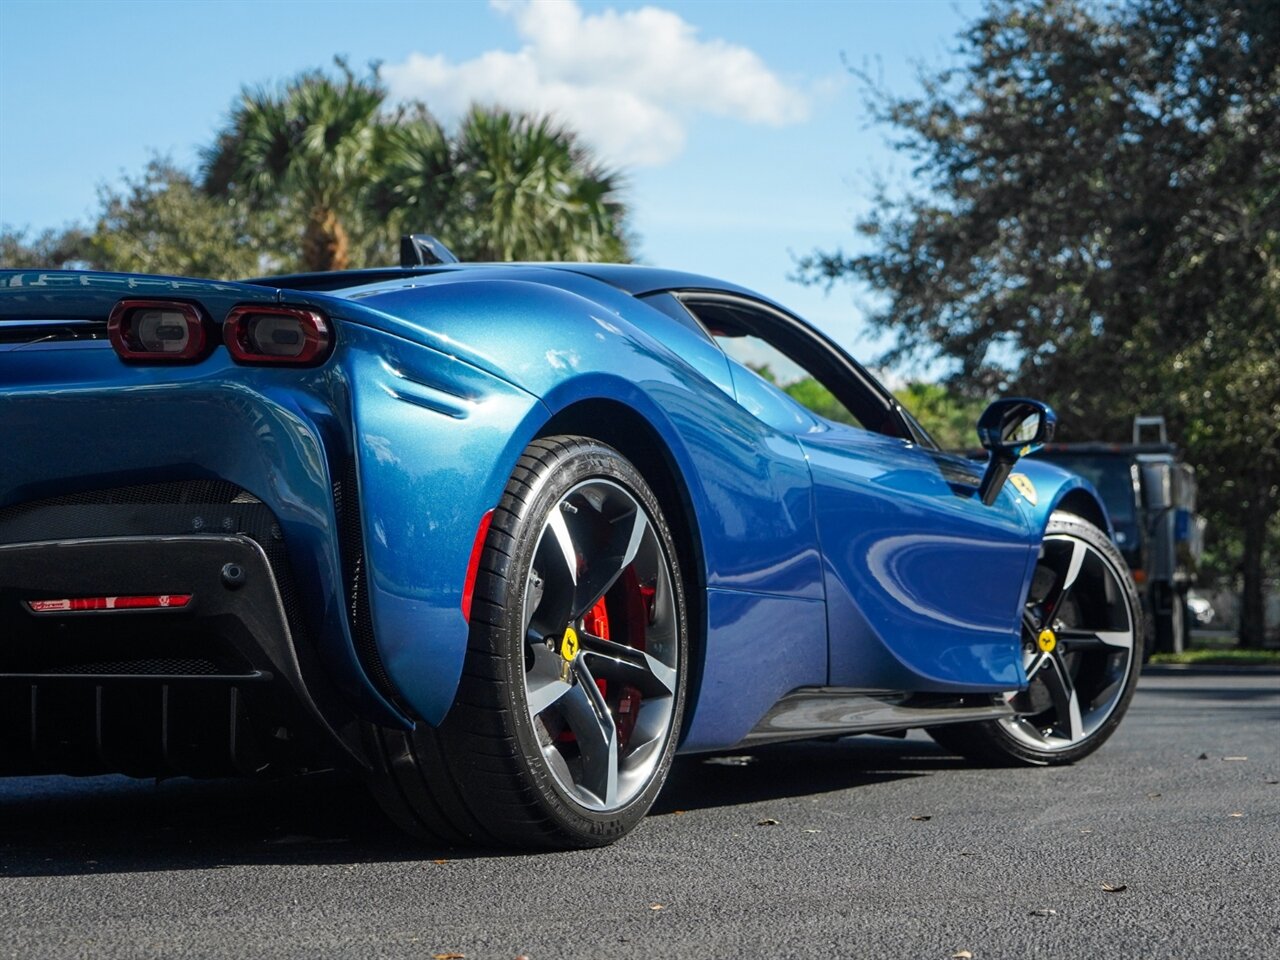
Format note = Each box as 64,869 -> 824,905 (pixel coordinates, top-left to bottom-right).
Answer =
1,667 -> 1277,959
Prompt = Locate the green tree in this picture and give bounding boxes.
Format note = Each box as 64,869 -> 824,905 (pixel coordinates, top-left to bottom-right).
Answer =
447,107 -> 629,262
0,225 -> 94,269
90,158 -> 271,278
784,377 -> 860,426
801,0 -> 1279,645
203,61 -> 386,272
203,64 -> 631,270
894,382 -> 987,451
364,106 -> 456,258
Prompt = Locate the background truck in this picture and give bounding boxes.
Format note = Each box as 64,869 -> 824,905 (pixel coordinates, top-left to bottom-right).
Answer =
1031,416 -> 1205,653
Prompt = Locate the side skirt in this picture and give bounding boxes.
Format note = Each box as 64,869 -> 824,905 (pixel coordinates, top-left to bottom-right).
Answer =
742,687 -> 1014,747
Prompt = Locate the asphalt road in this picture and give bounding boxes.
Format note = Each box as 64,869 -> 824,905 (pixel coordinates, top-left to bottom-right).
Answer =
2,667 -> 1277,959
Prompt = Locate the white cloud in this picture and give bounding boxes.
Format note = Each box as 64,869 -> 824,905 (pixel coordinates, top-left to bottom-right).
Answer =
382,0 -> 810,167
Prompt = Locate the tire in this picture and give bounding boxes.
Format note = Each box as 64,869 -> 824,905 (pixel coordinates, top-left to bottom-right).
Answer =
928,511 -> 1144,766
366,435 -> 689,848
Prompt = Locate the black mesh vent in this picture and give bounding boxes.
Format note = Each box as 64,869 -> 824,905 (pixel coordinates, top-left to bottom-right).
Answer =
0,480 -> 243,512
39,657 -> 224,676
335,459 -> 400,705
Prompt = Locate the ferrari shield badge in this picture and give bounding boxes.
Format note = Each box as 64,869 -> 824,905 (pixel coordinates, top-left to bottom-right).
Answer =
1009,473 -> 1038,505
559,626 -> 580,681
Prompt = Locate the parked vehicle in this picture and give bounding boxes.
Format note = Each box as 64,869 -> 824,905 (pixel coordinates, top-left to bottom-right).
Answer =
1031,416 -> 1204,653
0,239 -> 1143,848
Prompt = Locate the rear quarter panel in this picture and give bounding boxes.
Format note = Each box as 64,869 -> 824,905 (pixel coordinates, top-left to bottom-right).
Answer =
311,276 -> 830,742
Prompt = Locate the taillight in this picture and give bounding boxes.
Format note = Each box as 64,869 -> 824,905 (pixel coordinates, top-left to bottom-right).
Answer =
224,305 -> 332,366
108,300 -> 210,362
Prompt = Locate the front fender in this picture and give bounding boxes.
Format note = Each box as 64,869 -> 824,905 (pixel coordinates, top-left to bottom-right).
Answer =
1010,458 -> 1115,542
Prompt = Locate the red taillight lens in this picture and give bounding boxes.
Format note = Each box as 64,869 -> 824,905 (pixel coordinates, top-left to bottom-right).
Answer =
224,305 -> 332,366
26,594 -> 192,614
108,300 -> 210,362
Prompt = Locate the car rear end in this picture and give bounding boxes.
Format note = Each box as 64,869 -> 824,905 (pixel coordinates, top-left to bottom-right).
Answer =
0,270 -> 399,779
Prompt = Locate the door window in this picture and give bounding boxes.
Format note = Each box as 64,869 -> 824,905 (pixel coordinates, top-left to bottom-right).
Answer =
714,331 -> 862,428
675,294 -> 913,437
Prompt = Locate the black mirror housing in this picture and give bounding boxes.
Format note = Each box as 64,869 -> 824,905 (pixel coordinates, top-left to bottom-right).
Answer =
976,398 -> 1056,506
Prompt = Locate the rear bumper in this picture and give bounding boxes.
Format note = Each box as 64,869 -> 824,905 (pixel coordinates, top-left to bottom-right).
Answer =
0,536 -> 367,777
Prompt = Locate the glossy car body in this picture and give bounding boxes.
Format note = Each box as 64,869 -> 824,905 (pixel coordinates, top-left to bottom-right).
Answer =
0,263 -> 1112,779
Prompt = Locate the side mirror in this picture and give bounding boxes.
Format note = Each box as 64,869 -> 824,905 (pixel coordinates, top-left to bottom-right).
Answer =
976,398 -> 1056,506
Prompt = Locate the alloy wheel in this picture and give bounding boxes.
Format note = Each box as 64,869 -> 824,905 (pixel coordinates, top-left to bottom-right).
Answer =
520,478 -> 680,811
1001,532 -> 1137,751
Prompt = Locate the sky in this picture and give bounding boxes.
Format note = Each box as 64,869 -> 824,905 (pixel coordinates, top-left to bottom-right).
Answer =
0,0 -> 981,372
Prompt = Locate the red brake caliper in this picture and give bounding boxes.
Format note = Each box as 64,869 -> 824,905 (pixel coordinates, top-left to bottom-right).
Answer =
561,580 -> 654,750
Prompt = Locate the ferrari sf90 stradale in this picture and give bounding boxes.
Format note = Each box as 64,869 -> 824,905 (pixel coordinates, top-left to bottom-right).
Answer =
0,238 -> 1141,847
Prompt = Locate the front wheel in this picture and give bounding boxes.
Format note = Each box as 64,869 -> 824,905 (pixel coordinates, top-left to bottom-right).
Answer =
928,511 -> 1143,766
366,436 -> 688,848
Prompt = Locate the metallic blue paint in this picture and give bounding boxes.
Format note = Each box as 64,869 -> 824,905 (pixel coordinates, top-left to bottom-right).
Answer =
0,313 -> 405,727
1,264 -> 1114,753
681,589 -> 827,751
803,429 -> 1038,692
1010,456 -> 1115,541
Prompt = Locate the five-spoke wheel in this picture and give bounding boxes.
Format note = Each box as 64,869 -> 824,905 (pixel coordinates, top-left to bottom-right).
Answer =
366,436 -> 688,848
521,478 -> 681,811
929,511 -> 1143,765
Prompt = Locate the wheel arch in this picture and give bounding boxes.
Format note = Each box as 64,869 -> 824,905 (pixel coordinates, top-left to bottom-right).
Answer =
1014,459 -> 1116,543
1053,488 -> 1110,535
537,397 -> 709,743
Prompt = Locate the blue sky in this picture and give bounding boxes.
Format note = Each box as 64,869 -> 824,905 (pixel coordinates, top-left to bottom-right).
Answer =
0,0 -> 980,371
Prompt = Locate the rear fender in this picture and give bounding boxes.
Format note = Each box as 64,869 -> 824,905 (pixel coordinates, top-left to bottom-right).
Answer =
342,323 -> 547,725
335,280 -> 827,740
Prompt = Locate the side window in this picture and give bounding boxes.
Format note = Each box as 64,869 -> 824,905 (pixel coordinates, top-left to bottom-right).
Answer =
684,301 -> 864,429
714,333 -> 862,428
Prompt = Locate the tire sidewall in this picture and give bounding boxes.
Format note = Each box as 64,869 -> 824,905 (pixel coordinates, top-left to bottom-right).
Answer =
476,439 -> 689,843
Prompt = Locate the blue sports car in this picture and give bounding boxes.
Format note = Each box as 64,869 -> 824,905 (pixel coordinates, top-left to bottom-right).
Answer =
0,237 -> 1142,848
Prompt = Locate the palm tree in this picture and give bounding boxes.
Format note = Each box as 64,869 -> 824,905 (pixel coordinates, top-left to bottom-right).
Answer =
448,108 -> 629,262
202,62 -> 385,272
365,107 -> 456,251
202,63 -> 632,269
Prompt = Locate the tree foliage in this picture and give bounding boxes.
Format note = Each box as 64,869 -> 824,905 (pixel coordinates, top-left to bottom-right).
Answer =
801,0 -> 1279,644
893,382 -> 988,451
203,62 -> 630,271
91,158 -> 272,279
3,60 -> 632,276
203,61 -> 386,272
751,360 -> 984,448
0,225 -> 94,270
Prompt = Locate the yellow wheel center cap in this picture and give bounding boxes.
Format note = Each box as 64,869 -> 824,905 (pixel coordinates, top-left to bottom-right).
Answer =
1037,628 -> 1057,654
560,626 -> 580,662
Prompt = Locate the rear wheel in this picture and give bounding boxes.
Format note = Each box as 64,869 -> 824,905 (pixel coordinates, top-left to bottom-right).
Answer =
928,512 -> 1143,765
366,436 -> 688,848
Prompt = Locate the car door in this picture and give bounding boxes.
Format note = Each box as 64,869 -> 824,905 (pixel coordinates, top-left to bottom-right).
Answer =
676,292 -> 1038,694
